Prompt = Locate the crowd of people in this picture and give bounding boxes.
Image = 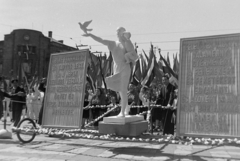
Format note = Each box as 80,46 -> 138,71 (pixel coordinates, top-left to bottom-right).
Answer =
83,74 -> 178,136
0,73 -> 178,136
0,77 -> 46,131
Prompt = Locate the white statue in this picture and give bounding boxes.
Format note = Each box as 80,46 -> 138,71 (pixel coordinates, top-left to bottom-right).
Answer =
79,22 -> 138,117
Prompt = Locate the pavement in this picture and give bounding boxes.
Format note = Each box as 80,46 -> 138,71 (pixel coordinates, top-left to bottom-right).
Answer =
0,117 -> 240,161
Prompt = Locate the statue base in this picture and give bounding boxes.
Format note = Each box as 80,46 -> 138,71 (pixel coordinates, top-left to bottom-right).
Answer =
103,115 -> 144,124
99,115 -> 148,136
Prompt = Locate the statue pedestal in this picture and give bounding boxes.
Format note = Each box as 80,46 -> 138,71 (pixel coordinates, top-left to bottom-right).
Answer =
99,115 -> 148,136
103,115 -> 144,124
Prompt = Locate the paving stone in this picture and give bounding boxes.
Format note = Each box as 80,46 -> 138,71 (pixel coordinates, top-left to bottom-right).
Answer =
132,155 -> 151,160
193,156 -> 212,161
68,154 -> 95,161
20,142 -> 53,148
97,150 -> 117,158
191,149 -> 213,158
43,152 -> 74,160
115,142 -> 135,148
224,146 -> 240,150
225,151 -> 240,160
192,145 -> 211,149
148,144 -> 163,149
151,156 -> 171,160
174,149 -> 192,156
37,143 -> 63,150
0,143 -> 16,150
87,140 -> 112,146
180,158 -> 195,161
160,146 -> 177,155
68,147 -> 91,154
113,154 -> 134,160
29,158 -> 64,161
37,144 -> 76,152
82,148 -> 108,156
141,149 -> 157,154
10,157 -> 27,161
90,158 -> 114,161
101,142 -> 119,148
210,151 -> 231,159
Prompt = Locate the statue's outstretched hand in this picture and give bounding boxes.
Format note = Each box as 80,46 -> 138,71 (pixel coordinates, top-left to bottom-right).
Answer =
82,33 -> 91,37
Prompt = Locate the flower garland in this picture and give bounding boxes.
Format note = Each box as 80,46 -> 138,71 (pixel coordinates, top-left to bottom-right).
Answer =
84,104 -> 168,109
14,106 -> 240,145
15,126 -> 240,145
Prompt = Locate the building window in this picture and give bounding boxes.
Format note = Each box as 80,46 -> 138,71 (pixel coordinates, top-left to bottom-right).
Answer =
17,45 -> 36,55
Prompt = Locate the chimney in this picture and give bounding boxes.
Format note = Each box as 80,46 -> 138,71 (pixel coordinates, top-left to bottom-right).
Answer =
48,31 -> 52,38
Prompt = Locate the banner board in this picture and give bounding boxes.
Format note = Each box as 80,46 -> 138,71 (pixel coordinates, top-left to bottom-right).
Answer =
42,50 -> 88,129
177,33 -> 240,138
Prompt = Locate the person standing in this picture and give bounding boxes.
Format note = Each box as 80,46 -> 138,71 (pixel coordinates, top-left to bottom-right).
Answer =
0,77 -> 24,122
156,74 -> 176,135
128,84 -> 140,115
9,79 -> 26,129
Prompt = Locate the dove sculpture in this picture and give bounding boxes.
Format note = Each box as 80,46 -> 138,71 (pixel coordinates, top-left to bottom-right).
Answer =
78,20 -> 93,34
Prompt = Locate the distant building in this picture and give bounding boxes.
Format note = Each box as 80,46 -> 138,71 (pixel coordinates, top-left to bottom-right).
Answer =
0,29 -> 77,82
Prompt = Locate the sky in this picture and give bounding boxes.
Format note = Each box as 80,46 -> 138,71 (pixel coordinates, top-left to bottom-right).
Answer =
1,0 -> 240,65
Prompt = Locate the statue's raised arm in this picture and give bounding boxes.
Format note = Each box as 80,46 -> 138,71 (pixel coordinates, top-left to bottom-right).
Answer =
82,33 -> 115,50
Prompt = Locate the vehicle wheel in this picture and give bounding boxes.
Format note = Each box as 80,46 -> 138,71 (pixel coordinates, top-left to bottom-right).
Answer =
16,118 -> 37,143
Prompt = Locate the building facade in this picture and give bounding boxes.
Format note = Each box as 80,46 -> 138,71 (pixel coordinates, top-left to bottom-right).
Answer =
0,29 -> 77,82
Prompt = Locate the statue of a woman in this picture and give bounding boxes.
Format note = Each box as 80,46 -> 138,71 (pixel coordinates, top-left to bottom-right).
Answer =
80,25 -> 137,117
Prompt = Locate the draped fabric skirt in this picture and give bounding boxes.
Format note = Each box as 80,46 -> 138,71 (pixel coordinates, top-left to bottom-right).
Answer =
105,65 -> 131,92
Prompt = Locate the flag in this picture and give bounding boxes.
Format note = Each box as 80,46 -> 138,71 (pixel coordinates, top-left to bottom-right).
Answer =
130,74 -> 140,86
160,53 -> 178,80
139,53 -> 148,81
141,57 -> 154,87
102,53 -> 113,77
173,53 -> 179,74
86,73 -> 96,92
89,52 -> 99,66
131,59 -> 141,83
141,45 -> 155,87
29,75 -> 38,90
88,52 -> 100,85
142,49 -> 149,62
169,75 -> 178,87
152,47 -> 164,83
167,52 -> 171,67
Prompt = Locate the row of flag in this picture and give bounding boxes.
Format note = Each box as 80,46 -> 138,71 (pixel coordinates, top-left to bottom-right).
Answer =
86,44 -> 179,93
2,44 -> 179,94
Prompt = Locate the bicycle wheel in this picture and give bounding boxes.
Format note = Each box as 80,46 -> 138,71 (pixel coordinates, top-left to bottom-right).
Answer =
16,118 -> 37,143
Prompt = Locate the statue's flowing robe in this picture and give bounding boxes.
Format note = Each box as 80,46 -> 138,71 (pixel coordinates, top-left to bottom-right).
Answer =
106,41 -> 131,92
